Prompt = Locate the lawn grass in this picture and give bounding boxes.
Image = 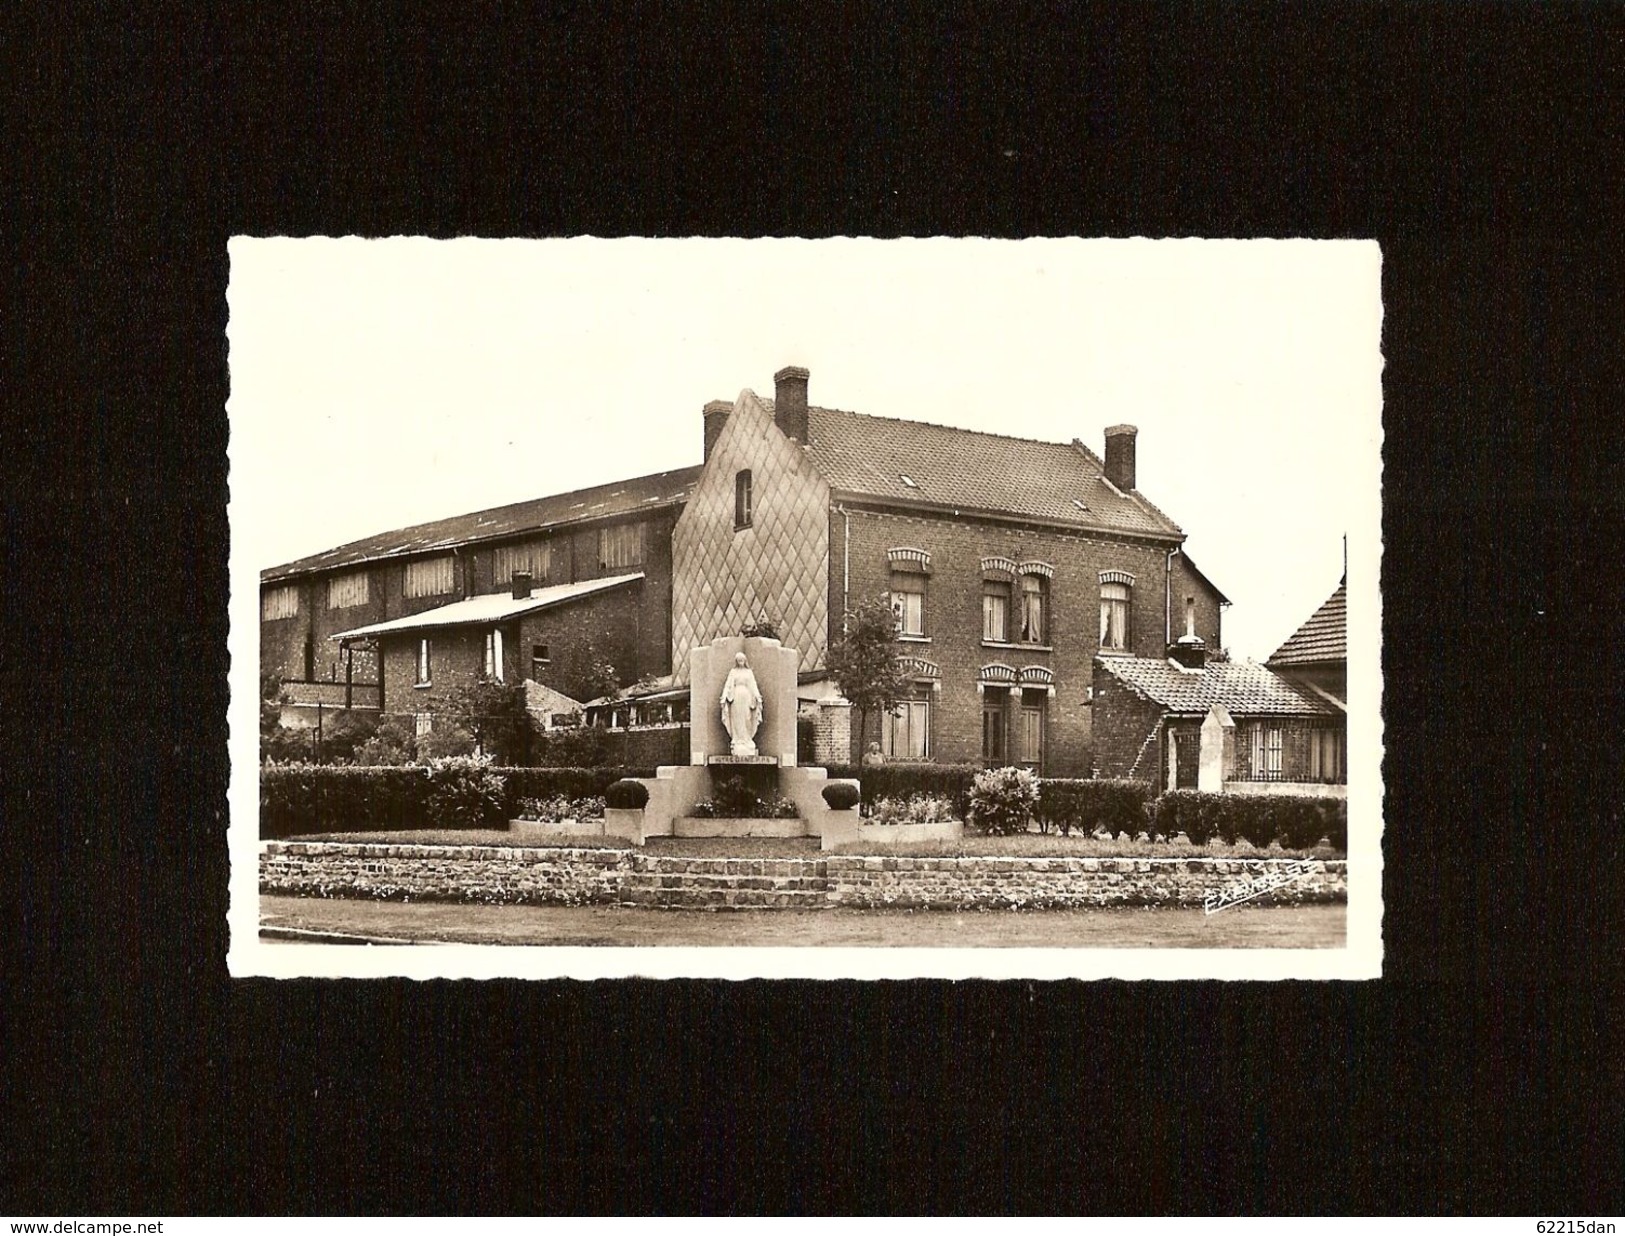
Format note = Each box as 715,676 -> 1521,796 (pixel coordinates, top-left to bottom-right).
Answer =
290,828 -> 634,849
279,827 -> 1342,861
261,894 -> 1348,948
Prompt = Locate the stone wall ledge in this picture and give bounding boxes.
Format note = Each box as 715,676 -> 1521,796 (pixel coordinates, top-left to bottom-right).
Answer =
262,843 -> 1346,911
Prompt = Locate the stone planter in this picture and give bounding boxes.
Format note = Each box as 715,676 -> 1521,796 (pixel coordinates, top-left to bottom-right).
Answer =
854,818 -> 964,846
603,806 -> 647,846
508,818 -> 606,840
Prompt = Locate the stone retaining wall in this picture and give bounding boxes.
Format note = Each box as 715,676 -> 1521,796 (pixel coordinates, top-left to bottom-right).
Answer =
262,842 -> 1347,910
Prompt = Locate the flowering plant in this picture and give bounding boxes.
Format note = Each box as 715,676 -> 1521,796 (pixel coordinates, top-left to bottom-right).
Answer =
968,766 -> 1040,835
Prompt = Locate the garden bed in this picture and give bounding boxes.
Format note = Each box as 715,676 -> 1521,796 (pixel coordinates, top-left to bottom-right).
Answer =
283,827 -> 1342,861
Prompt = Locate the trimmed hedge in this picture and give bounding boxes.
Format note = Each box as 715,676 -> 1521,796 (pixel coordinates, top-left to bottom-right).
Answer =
259,764 -> 657,838
1151,791 -> 1346,851
823,763 -> 981,819
1036,779 -> 1154,837
604,779 -> 650,810
822,782 -> 861,811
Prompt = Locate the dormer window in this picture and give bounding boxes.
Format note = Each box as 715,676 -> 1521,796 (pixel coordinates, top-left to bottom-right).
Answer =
899,474 -> 918,488
735,469 -> 753,529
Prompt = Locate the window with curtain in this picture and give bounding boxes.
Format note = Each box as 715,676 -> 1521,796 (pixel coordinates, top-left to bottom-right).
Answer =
1019,575 -> 1046,643
1100,581 -> 1130,650
982,581 -> 1010,641
734,469 -> 753,528
891,574 -> 926,637
416,638 -> 432,686
484,628 -> 504,682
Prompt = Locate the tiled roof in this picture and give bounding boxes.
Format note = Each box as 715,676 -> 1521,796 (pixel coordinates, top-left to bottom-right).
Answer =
1096,655 -> 1336,717
328,573 -> 643,640
766,401 -> 1185,541
1266,581 -> 1347,668
261,467 -> 701,583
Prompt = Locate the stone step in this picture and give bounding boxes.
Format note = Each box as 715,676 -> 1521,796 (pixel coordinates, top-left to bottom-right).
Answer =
616,886 -> 833,909
618,872 -> 831,893
670,816 -> 810,838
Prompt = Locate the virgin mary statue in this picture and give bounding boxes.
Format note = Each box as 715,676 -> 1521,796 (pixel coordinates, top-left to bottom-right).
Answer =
720,652 -> 764,756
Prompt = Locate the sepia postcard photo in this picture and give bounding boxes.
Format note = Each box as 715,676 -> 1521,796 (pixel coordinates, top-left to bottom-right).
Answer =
226,236 -> 1383,980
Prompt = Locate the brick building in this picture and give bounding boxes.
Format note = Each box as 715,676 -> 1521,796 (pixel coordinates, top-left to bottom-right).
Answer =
1090,575 -> 1347,794
260,470 -> 696,729
261,365 -> 1229,774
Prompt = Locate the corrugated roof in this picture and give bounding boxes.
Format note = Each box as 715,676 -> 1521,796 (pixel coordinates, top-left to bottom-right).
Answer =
1266,581 -> 1347,668
772,402 -> 1185,541
328,573 -> 643,640
1096,655 -> 1336,716
261,467 -> 700,583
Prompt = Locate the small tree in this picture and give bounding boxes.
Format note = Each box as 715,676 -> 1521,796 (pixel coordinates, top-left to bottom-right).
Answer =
580,640 -> 623,704
826,596 -> 910,757
442,679 -> 531,764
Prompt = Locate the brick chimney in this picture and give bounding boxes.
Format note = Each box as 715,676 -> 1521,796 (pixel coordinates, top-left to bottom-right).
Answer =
702,399 -> 732,461
774,365 -> 810,444
1104,424 -> 1137,491
1168,595 -> 1207,668
511,571 -> 533,600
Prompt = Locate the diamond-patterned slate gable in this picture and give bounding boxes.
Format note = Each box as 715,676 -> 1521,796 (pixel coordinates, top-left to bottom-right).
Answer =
670,390 -> 832,683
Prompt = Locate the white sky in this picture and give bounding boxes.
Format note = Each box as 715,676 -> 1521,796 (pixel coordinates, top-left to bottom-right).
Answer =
227,237 -> 1382,663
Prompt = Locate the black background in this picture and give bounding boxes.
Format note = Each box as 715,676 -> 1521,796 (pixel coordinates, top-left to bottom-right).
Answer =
9,5 -> 1622,1216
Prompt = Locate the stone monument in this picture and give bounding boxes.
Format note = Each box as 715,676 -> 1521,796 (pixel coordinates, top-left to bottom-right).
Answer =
627,634 -> 855,844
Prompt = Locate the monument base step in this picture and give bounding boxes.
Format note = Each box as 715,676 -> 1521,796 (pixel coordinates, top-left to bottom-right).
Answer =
672,816 -> 810,838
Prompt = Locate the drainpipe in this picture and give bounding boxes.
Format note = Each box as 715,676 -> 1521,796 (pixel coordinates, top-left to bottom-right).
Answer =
839,504 -> 851,633
1165,548 -> 1177,647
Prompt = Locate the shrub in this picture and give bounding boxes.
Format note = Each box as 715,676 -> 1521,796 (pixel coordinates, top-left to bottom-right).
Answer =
261,724 -> 313,765
1036,779 -> 1153,837
689,798 -> 717,819
417,724 -> 476,760
865,793 -> 956,825
532,725 -> 613,767
259,764 -> 431,838
766,795 -> 802,820
353,715 -> 417,765
604,779 -> 650,810
968,766 -> 1041,835
258,763 -> 659,838
1151,790 -> 1347,851
515,795 -> 605,822
424,755 -> 507,829
319,711 -> 380,764
796,715 -> 818,765
822,782 -> 861,811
